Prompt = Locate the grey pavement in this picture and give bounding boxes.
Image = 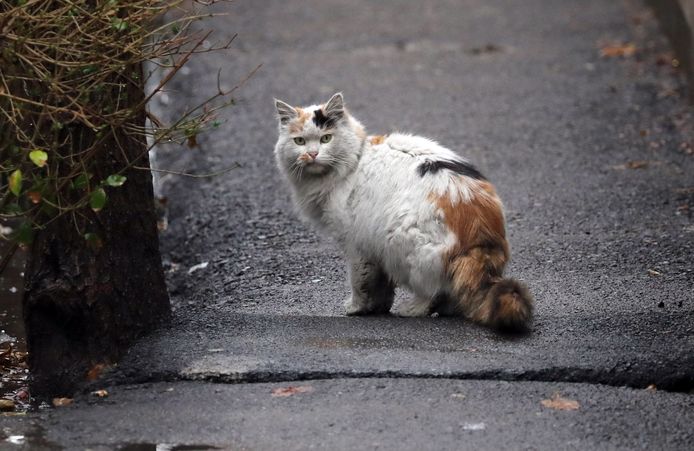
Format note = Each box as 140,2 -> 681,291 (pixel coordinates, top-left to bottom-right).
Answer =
2,0 -> 694,449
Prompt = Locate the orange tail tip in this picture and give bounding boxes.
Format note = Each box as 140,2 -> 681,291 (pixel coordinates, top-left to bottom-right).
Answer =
485,278 -> 534,332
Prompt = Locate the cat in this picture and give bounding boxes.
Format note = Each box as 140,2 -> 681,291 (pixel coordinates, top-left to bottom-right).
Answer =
273,93 -> 533,331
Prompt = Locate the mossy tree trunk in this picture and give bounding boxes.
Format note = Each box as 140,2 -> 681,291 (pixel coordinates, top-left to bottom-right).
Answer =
22,64 -> 171,398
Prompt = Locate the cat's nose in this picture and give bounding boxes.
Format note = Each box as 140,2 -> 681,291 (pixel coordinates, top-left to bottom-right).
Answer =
307,151 -> 318,160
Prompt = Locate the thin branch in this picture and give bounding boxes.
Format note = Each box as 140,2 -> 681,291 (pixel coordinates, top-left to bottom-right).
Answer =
133,162 -> 241,178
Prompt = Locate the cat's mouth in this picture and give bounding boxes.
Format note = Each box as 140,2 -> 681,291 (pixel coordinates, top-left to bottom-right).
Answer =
302,161 -> 331,176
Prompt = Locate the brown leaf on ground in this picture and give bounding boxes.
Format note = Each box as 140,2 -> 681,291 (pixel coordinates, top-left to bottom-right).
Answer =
541,392 -> 580,411
0,399 -> 15,411
600,43 -> 636,58
647,269 -> 663,276
91,389 -> 109,398
52,397 -> 73,407
625,160 -> 649,169
646,384 -> 657,391
611,160 -> 662,170
271,386 -> 314,397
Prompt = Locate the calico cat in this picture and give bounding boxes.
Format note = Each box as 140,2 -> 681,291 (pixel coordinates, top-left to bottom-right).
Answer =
274,93 -> 533,331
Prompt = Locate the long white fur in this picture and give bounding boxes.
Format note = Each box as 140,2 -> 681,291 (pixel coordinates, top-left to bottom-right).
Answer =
274,93 -> 478,315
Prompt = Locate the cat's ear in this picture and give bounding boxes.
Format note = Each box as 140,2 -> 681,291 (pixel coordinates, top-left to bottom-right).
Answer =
274,98 -> 298,124
324,92 -> 344,116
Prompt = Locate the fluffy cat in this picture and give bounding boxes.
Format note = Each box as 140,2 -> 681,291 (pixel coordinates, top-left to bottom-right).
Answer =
273,93 -> 533,331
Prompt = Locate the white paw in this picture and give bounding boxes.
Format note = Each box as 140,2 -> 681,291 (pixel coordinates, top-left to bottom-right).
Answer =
344,296 -> 369,316
395,299 -> 431,317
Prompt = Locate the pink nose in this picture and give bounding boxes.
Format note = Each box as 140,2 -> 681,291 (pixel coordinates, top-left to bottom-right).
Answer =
307,151 -> 318,160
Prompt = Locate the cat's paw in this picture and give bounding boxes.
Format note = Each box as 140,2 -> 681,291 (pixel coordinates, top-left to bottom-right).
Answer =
395,299 -> 432,317
344,296 -> 370,316
344,296 -> 390,316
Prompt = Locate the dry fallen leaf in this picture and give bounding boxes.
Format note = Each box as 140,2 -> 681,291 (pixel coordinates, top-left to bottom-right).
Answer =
271,386 -> 313,397
91,389 -> 109,398
611,160 -> 663,171
541,392 -> 580,411
647,269 -> 663,277
26,191 -> 42,204
600,43 -> 636,58
0,399 -> 15,411
52,397 -> 73,407
626,160 -> 649,169
646,384 -> 657,391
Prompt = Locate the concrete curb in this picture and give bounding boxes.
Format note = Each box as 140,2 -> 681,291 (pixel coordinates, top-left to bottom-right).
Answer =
649,0 -> 694,101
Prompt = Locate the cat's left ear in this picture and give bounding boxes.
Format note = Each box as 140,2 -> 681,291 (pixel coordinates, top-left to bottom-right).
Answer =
274,98 -> 298,125
324,92 -> 344,116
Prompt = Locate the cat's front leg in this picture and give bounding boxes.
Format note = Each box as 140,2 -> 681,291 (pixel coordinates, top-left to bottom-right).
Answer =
344,258 -> 395,315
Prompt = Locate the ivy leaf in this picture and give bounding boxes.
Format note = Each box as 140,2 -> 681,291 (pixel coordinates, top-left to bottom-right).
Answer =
111,18 -> 129,32
105,174 -> 127,187
29,149 -> 48,167
2,203 -> 23,216
72,173 -> 90,190
14,221 -> 33,245
90,188 -> 107,212
8,169 -> 22,196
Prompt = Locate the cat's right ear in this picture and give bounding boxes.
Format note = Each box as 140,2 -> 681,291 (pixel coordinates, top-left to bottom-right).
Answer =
274,99 -> 298,125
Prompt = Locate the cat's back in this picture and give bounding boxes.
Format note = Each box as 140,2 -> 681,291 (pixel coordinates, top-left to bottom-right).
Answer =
381,133 -> 460,160
358,133 -> 474,185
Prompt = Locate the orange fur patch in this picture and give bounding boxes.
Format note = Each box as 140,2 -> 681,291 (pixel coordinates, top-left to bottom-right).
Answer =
431,181 -> 506,252
369,135 -> 386,145
288,108 -> 310,134
497,292 -> 525,321
430,180 -> 509,293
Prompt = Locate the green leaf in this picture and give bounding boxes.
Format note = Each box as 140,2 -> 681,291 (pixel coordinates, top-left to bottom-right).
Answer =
81,65 -> 98,75
111,18 -> 129,32
90,188 -> 107,212
8,169 -> 22,196
29,149 -> 48,167
72,173 -> 90,189
14,222 -> 33,245
105,174 -> 127,187
2,203 -> 23,215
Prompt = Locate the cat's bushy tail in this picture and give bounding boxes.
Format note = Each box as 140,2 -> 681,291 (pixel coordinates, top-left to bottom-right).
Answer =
447,247 -> 533,332
468,278 -> 533,332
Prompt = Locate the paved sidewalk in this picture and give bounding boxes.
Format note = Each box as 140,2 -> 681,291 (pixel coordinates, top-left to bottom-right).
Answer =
2,0 -> 693,449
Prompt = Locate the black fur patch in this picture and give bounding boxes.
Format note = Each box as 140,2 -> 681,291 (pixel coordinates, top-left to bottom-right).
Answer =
312,109 -> 341,129
417,159 -> 486,180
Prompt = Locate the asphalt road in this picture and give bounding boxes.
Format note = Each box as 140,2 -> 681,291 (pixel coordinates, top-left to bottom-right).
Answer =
2,0 -> 693,449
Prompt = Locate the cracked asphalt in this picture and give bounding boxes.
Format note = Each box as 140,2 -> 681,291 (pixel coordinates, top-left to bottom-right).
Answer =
2,0 -> 693,449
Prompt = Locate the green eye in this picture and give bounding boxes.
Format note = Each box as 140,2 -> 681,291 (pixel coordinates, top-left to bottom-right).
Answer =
320,134 -> 333,144
293,137 -> 306,145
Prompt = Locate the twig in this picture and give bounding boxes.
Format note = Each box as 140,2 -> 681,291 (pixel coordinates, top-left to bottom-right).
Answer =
133,162 -> 241,178
0,242 -> 19,276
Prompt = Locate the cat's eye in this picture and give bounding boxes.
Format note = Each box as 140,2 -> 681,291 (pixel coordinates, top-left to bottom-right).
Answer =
320,134 -> 333,144
293,137 -> 306,145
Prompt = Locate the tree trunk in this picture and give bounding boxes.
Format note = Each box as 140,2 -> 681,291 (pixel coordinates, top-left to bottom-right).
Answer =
22,64 -> 171,398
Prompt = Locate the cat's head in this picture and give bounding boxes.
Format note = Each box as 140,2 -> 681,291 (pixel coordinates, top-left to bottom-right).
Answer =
273,92 -> 365,182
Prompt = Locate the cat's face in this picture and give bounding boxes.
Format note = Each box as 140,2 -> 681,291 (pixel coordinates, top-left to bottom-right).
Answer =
274,93 -> 364,181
